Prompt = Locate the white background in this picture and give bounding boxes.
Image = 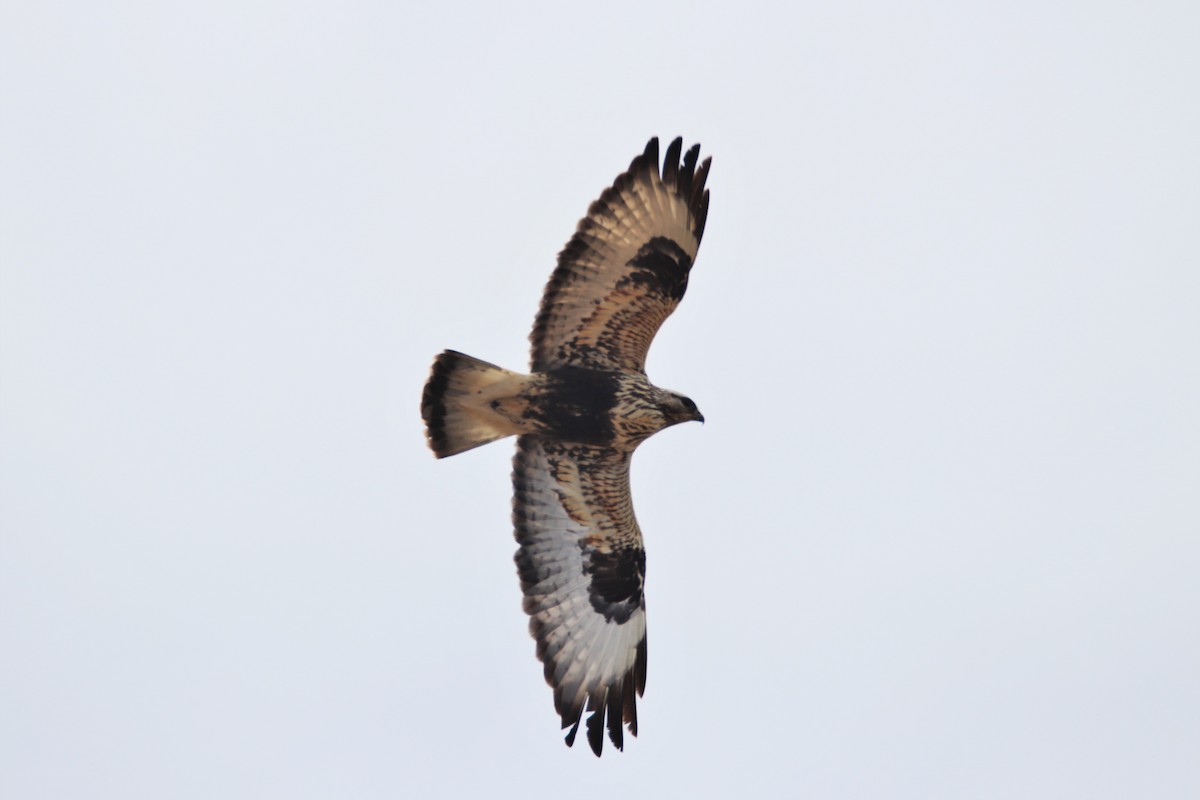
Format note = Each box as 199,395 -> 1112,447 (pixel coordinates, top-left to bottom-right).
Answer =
2,2 -> 1198,797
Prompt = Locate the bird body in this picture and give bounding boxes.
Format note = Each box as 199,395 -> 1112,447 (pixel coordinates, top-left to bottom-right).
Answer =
421,137 -> 711,755
423,353 -> 701,457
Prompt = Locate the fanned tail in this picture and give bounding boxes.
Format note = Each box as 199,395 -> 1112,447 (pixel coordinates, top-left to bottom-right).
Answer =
421,350 -> 525,458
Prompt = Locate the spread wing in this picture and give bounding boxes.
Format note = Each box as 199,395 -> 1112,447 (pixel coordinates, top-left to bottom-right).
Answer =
512,437 -> 648,756
530,137 -> 711,374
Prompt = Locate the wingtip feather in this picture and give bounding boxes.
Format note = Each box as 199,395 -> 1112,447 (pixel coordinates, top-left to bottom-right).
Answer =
662,137 -> 683,188
637,137 -> 660,178
586,697 -> 605,756
675,147 -> 694,200
695,189 -> 710,243
642,136 -> 659,163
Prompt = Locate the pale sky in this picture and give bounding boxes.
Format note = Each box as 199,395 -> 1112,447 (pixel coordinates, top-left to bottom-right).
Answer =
2,2 -> 1198,798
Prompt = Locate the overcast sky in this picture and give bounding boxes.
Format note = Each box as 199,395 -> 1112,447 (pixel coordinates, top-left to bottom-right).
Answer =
2,2 -> 1198,798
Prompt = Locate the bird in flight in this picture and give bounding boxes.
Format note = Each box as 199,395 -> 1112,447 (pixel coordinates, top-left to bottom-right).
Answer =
421,137 -> 711,756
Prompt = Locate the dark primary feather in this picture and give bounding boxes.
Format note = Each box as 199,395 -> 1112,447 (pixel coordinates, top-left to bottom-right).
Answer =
529,137 -> 712,374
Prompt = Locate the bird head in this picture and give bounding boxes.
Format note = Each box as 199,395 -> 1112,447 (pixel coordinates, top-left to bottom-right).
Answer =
662,391 -> 704,426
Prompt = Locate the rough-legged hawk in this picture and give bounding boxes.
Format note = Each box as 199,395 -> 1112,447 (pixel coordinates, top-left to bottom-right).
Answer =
421,138 -> 711,756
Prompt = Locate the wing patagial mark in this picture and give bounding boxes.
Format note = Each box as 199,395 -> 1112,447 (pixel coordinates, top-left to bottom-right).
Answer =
622,236 -> 693,301
585,543 -> 645,623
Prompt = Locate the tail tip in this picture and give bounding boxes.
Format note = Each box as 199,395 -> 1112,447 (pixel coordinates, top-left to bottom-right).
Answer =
421,351 -> 457,458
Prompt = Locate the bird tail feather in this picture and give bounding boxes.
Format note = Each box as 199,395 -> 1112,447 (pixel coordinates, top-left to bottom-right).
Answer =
421,350 -> 527,458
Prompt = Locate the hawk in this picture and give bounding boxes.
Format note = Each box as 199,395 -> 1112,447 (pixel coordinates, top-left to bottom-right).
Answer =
420,137 -> 711,755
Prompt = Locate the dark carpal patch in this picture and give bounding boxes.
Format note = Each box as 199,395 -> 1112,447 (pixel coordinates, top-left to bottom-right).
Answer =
623,236 -> 693,301
585,544 -> 645,623
527,367 -> 620,444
